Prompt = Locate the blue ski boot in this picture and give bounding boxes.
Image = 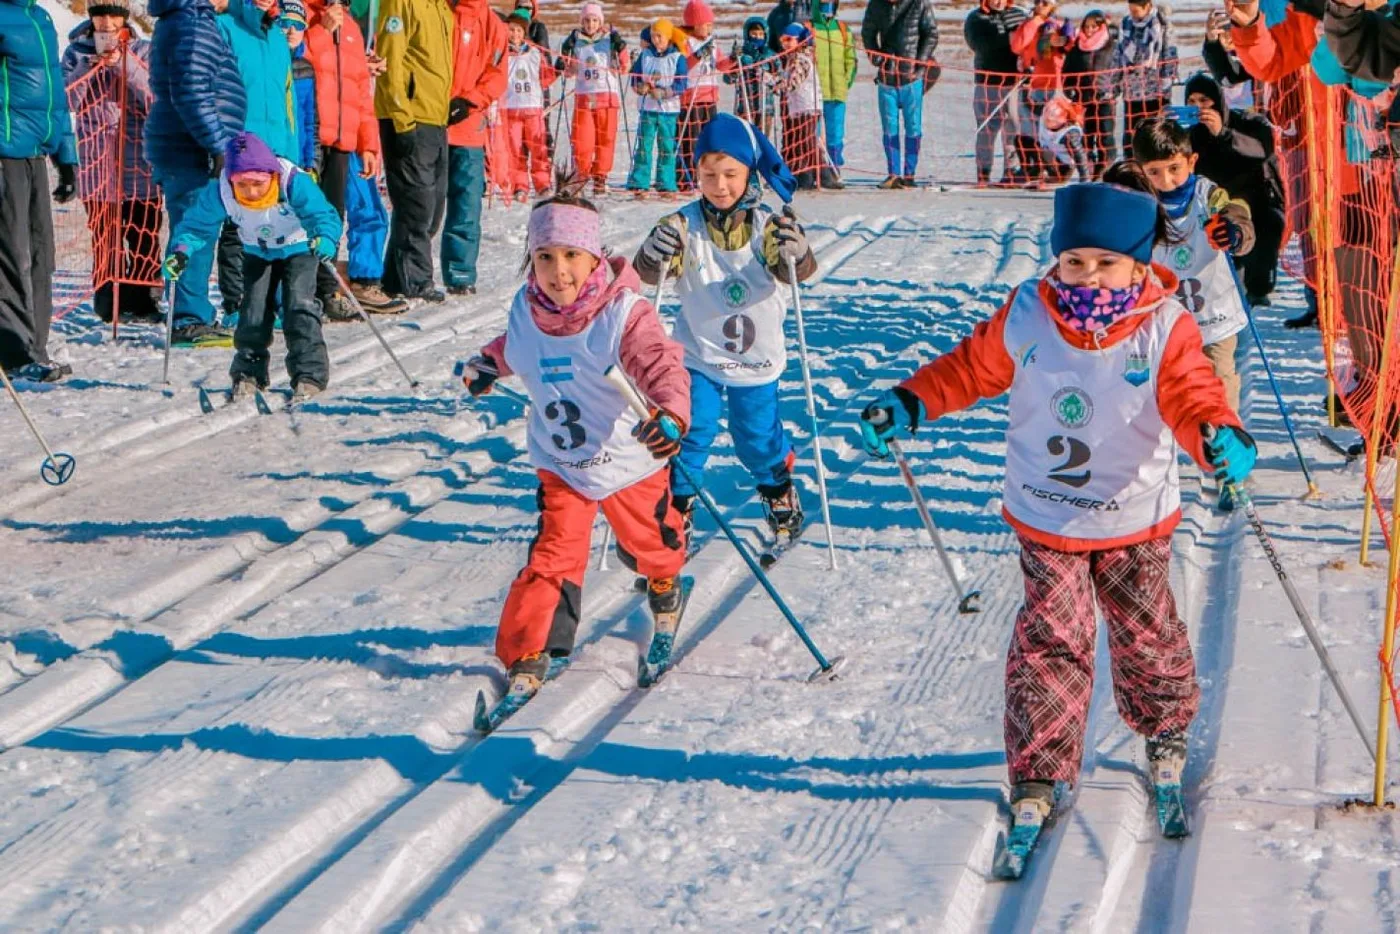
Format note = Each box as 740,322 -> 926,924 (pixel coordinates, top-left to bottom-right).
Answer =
639,575 -> 692,687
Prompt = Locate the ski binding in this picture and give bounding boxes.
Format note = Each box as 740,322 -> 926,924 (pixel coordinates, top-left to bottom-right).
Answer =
473,656 -> 570,734
638,576 -> 694,688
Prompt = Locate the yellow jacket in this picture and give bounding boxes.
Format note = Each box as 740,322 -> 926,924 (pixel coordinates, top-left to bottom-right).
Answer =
374,0 -> 455,132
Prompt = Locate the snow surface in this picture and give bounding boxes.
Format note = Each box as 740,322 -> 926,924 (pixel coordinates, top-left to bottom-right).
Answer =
4,179 -> 1400,931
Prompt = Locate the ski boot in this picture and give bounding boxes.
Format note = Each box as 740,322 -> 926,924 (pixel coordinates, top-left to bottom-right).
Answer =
760,482 -> 805,567
639,575 -> 693,686
993,780 -> 1055,879
230,376 -> 262,402
1146,730 -> 1190,837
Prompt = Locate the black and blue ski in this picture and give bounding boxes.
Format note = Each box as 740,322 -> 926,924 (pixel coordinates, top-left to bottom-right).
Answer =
991,781 -> 1072,880
1153,780 -> 1190,838
473,656 -> 571,734
638,576 -> 694,688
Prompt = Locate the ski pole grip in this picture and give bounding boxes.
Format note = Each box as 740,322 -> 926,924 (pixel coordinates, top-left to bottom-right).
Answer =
604,365 -> 652,419
865,405 -> 892,429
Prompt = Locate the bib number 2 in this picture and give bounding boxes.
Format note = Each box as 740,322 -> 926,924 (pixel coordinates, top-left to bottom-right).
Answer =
546,399 -> 587,451
1047,435 -> 1091,488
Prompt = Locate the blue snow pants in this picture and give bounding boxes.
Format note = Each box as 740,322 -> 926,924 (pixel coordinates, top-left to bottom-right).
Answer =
823,101 -> 847,167
877,81 -> 924,178
627,111 -> 679,193
671,368 -> 794,499
441,145 -> 486,290
345,152 -> 388,284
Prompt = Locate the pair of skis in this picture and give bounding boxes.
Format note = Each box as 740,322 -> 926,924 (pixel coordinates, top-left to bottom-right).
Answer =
991,778 -> 1189,880
473,576 -> 696,734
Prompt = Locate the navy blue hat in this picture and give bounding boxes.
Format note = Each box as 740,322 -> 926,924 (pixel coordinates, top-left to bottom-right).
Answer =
1051,183 -> 1159,264
694,113 -> 798,204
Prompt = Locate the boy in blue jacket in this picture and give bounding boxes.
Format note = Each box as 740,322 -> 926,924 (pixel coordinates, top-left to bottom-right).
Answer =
164,132 -> 341,399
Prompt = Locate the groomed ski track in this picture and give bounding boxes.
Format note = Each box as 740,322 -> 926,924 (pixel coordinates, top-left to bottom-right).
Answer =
2,192 -> 1396,932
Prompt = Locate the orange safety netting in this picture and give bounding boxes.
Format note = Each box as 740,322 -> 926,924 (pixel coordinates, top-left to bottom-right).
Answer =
55,40 -> 165,330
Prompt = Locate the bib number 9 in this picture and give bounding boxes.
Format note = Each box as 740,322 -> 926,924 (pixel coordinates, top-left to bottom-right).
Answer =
1047,435 -> 1092,488
513,80 -> 534,95
546,399 -> 587,451
723,313 -> 756,355
583,67 -> 601,82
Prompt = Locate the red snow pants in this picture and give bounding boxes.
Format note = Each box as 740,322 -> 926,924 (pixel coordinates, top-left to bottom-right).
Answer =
1004,534 -> 1200,785
496,467 -> 686,669
506,110 -> 551,195
572,102 -> 619,183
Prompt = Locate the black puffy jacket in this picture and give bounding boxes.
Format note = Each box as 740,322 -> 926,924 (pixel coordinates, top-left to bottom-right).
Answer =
1184,72 -> 1284,213
861,0 -> 939,87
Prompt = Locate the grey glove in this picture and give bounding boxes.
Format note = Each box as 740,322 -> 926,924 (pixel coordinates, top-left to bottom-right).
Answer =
641,221 -> 684,267
772,211 -> 809,265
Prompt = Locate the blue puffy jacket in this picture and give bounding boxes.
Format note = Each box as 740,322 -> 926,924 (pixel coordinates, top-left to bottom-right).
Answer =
0,0 -> 78,164
291,46 -> 319,170
218,0 -> 296,162
145,0 -> 246,185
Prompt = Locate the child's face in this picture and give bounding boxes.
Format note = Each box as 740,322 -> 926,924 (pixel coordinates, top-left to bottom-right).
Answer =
532,247 -> 601,307
650,30 -> 667,52
1058,248 -> 1145,290
698,153 -> 750,211
779,35 -> 798,52
509,23 -> 526,45
1141,154 -> 1197,193
282,24 -> 304,48
582,12 -> 603,34
231,172 -> 275,202
1128,1 -> 1151,20
693,22 -> 713,40
748,26 -> 765,44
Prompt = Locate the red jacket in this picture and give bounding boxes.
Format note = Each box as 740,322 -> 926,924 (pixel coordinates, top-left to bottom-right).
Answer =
448,0 -> 509,148
1011,14 -> 1065,91
304,1 -> 379,155
898,269 -> 1241,552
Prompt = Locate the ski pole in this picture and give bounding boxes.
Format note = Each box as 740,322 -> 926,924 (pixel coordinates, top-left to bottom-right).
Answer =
324,260 -> 419,389
1226,256 -> 1320,499
0,366 -> 76,486
864,408 -> 981,614
1207,427 -> 1375,761
161,277 -> 175,385
973,76 -> 1028,137
603,363 -> 845,682
785,248 -> 837,570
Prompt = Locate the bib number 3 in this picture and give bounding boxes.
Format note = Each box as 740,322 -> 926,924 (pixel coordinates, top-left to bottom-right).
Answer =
546,399 -> 587,451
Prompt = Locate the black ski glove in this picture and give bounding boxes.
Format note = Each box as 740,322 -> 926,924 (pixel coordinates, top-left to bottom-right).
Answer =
52,162 -> 77,204
448,97 -> 475,126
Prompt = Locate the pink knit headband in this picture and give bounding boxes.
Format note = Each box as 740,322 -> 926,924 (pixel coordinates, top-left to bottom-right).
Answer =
527,202 -> 602,258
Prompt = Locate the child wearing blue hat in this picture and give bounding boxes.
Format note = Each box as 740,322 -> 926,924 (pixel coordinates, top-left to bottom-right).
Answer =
633,112 -> 816,553
857,177 -> 1252,847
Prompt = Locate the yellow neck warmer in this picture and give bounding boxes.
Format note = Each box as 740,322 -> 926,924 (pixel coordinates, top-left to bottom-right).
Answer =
234,177 -> 280,210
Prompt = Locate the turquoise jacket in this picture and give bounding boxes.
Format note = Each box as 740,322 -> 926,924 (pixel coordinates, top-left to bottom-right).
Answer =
218,0 -> 297,160
0,0 -> 77,163
171,166 -> 341,261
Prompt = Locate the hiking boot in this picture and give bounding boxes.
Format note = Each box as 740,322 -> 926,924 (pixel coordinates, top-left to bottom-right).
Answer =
350,282 -> 410,314
877,175 -> 902,190
507,651 -> 550,695
761,482 -> 805,542
291,380 -> 324,402
1145,730 -> 1188,789
7,360 -> 69,383
1285,308 -> 1319,330
591,178 -> 609,196
414,287 -> 447,304
647,576 -> 686,636
322,293 -> 359,323
447,284 -> 477,296
898,176 -> 919,189
171,322 -> 233,348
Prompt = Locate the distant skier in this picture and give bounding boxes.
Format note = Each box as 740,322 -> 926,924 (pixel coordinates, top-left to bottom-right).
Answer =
858,180 -> 1253,859
458,178 -> 692,701
633,113 -> 816,558
162,131 -> 340,400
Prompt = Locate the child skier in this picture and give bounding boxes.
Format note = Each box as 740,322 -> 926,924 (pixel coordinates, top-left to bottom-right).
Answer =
504,11 -> 558,203
626,18 -> 688,199
458,182 -> 692,698
727,16 -> 776,137
560,2 -> 628,196
1129,118 -> 1254,483
163,132 -> 341,400
768,24 -> 835,191
1037,92 -> 1090,184
677,0 -> 725,193
858,181 -> 1254,856
634,113 -> 816,552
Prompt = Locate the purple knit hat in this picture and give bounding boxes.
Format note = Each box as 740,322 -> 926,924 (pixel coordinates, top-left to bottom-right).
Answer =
225,132 -> 280,178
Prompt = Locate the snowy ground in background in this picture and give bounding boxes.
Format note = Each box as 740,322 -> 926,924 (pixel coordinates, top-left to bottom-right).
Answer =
3,188 -> 1400,932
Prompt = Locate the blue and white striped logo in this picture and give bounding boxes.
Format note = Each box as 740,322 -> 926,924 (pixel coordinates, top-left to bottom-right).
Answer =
540,357 -> 574,383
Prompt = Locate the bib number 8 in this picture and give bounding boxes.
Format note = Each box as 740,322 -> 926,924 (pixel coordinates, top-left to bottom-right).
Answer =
723,313 -> 756,354
1176,277 -> 1206,314
546,399 -> 587,451
1047,435 -> 1092,488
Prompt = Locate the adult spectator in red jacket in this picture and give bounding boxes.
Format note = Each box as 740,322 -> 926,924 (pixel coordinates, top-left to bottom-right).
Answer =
304,0 -> 381,319
442,0 -> 506,295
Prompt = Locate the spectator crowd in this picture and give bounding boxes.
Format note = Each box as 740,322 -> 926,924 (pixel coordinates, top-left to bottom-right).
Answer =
0,0 -> 1396,395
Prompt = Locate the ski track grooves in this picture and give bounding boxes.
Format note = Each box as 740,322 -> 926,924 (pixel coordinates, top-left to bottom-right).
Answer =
0,218 -> 882,931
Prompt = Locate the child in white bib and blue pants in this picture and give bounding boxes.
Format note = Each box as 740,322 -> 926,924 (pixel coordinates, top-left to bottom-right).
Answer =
634,113 -> 817,548
859,179 -> 1254,841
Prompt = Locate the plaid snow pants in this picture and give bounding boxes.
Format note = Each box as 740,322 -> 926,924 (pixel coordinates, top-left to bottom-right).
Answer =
1004,534 -> 1200,785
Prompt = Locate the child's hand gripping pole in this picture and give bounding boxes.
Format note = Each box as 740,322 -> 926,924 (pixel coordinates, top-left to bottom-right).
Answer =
603,363 -> 846,682
0,366 -> 76,486
323,259 -> 420,390
1204,425 -> 1374,761
453,356 -> 531,407
782,207 -> 838,571
862,406 -> 981,615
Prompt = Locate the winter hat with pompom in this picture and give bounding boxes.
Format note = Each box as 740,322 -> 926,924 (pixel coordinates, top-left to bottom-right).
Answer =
225,132 -> 280,178
683,0 -> 714,28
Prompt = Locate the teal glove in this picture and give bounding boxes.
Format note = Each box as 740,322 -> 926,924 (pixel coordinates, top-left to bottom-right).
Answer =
161,250 -> 188,282
859,388 -> 924,458
1204,424 -> 1257,485
311,236 -> 338,261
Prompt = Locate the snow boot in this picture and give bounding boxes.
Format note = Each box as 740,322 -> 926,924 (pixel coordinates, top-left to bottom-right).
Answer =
292,380 -> 324,403
761,482 -> 805,545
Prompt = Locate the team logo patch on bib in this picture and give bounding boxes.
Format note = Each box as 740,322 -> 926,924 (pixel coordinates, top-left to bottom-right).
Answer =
1172,244 -> 1194,271
1123,352 -> 1150,387
258,225 -> 274,240
1051,387 -> 1094,428
721,276 -> 750,309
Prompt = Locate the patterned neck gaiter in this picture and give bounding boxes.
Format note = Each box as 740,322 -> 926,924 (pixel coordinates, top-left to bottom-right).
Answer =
1050,275 -> 1145,333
